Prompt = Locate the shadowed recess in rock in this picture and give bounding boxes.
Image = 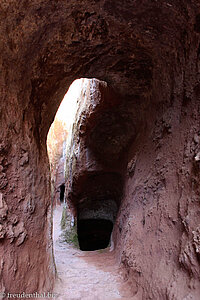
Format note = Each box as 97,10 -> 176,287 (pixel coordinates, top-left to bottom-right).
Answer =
76,196 -> 118,251
60,184 -> 65,203
77,219 -> 113,251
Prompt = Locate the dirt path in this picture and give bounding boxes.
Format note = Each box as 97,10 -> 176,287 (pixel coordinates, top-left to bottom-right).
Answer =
53,205 -> 134,300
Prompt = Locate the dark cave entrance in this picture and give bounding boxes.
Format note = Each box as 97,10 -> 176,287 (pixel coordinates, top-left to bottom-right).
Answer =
60,184 -> 65,203
77,219 -> 113,251
74,173 -> 122,251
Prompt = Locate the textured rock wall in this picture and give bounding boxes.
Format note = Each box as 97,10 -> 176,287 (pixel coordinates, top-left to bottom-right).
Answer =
114,92 -> 200,298
112,12 -> 200,298
1,0 -> 200,298
0,87 -> 55,293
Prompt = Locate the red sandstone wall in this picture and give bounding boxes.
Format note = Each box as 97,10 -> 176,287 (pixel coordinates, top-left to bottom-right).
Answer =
0,1 -> 200,298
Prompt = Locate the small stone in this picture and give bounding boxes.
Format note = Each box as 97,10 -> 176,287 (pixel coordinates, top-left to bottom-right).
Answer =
0,193 -> 3,209
7,224 -> 14,243
194,134 -> 200,144
19,152 -> 29,166
192,226 -> 200,254
0,208 -> 8,223
0,224 -> 5,239
9,214 -> 18,225
194,152 -> 200,161
14,221 -> 25,238
0,174 -> 8,190
0,194 -> 8,223
16,231 -> 27,246
24,194 -> 35,214
127,155 -> 137,176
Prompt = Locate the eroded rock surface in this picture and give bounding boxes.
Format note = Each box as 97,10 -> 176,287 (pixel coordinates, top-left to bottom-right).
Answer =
1,0 -> 200,298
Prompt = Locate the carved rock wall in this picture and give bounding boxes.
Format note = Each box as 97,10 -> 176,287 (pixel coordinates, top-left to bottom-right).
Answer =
0,0 -> 200,298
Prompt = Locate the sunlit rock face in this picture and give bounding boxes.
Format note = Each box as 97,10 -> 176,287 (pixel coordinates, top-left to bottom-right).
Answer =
1,0 -> 200,298
47,79 -> 87,205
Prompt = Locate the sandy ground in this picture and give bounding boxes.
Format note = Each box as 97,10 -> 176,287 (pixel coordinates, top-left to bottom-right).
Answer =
53,205 -> 134,300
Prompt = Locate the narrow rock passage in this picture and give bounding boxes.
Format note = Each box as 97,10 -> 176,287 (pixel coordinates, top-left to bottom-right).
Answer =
53,205 -> 134,300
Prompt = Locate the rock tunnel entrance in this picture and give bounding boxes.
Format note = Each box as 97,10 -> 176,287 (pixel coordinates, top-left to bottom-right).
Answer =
73,172 -> 122,251
47,78 -> 130,252
77,219 -> 113,251
59,184 -> 65,203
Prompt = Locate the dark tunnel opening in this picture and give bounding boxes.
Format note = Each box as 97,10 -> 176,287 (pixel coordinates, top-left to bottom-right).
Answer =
74,172 -> 122,251
77,219 -> 113,251
60,184 -> 65,203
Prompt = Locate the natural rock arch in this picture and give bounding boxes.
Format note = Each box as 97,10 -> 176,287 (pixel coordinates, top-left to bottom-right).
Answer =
1,1 -> 200,298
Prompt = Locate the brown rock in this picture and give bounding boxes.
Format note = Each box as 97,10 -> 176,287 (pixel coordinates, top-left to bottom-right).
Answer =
0,225 -> 5,239
0,194 -> 8,223
6,225 -> 14,243
19,152 -> 29,166
193,226 -> 200,256
0,0 -> 200,297
24,194 -> 35,215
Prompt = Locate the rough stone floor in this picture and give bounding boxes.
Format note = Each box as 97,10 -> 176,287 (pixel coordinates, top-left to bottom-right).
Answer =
53,205 -> 134,300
